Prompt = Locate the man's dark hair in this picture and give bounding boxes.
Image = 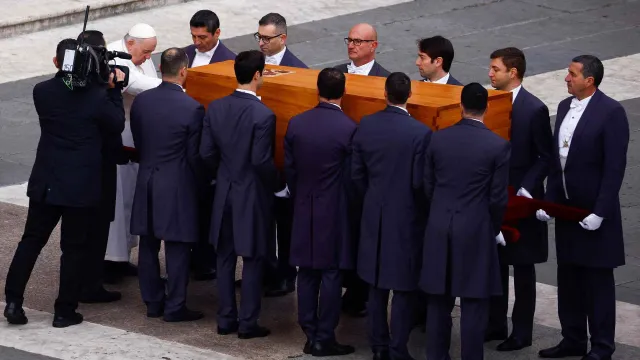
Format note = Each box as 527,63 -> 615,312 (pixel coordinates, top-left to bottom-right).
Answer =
490,47 -> 526,80
572,54 -> 604,87
417,35 -> 455,72
190,10 -> 220,34
317,68 -> 345,100
56,38 -> 79,68
461,82 -> 488,117
234,50 -> 265,84
77,30 -> 106,47
385,72 -> 411,105
160,47 -> 189,77
258,13 -> 287,34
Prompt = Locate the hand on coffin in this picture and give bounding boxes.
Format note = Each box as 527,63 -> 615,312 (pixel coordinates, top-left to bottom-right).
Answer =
495,231 -> 506,246
517,187 -> 533,199
536,209 -> 553,222
579,213 -> 603,231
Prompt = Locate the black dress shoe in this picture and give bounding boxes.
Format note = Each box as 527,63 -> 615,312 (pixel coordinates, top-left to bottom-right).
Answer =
4,302 -> 27,325
146,304 -> 164,318
264,279 -> 295,297
373,349 -> 390,360
217,323 -> 239,335
538,343 -> 587,358
484,328 -> 508,342
52,312 -> 83,328
79,288 -> 122,303
311,340 -> 355,357
303,339 -> 315,354
163,308 -> 204,322
238,326 -> 271,339
496,336 -> 531,351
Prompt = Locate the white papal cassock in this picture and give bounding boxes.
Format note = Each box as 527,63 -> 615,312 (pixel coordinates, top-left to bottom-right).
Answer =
105,36 -> 161,262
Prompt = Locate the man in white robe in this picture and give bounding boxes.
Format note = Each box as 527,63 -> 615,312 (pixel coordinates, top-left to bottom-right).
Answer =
105,23 -> 162,281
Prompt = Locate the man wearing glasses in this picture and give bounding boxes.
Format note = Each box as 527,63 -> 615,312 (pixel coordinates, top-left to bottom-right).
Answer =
335,23 -> 391,77
255,13 -> 307,69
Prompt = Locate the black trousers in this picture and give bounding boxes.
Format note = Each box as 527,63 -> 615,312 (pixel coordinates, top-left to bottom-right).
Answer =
368,287 -> 414,359
191,183 -> 216,273
5,199 -> 95,316
81,205 -> 112,294
266,196 -> 297,283
557,264 -> 616,358
297,268 -> 342,343
488,264 -> 536,341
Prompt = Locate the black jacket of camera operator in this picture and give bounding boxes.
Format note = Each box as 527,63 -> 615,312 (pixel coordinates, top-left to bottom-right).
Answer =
27,71 -> 125,208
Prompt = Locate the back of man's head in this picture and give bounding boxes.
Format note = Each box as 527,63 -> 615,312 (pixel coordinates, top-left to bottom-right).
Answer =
160,47 -> 188,77
317,68 -> 345,100
77,30 -> 106,47
56,38 -> 79,69
461,83 -> 488,118
385,72 -> 412,105
234,50 -> 265,84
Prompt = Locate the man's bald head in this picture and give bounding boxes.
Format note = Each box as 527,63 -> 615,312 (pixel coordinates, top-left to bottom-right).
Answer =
345,23 -> 379,66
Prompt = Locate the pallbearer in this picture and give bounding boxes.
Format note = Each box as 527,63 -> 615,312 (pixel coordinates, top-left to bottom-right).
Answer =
285,68 -> 357,357
485,47 -> 553,351
352,72 -> 432,360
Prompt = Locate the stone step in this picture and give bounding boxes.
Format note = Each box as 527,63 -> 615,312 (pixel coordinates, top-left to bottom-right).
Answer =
0,0 -> 194,39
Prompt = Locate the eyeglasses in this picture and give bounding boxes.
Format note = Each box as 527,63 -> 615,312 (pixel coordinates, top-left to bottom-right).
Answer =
344,38 -> 375,46
254,32 -> 283,44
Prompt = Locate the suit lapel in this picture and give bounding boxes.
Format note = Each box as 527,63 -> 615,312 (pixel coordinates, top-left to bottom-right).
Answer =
209,42 -> 225,64
186,45 -> 196,68
368,62 -> 379,76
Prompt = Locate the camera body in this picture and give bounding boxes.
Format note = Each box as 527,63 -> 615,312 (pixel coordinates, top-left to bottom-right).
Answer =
61,43 -> 131,88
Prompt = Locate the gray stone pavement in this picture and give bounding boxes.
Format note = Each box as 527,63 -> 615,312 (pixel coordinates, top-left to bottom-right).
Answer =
0,347 -> 59,360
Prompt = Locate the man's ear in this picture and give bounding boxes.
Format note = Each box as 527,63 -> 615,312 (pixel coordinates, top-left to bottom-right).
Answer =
53,56 -> 59,69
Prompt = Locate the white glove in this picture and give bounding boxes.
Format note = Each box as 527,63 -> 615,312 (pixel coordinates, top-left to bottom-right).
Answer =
274,184 -> 290,198
536,209 -> 552,222
580,213 -> 603,231
495,231 -> 506,246
517,187 -> 533,199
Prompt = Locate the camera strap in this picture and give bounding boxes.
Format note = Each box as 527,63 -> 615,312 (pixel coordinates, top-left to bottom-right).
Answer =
62,74 -> 74,90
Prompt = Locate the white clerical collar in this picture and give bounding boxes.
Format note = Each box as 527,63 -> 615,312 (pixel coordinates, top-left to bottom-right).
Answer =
390,105 -> 408,113
347,59 -> 375,75
426,72 -> 450,84
265,46 -> 286,65
236,88 -> 261,100
196,40 -> 219,58
510,84 -> 522,104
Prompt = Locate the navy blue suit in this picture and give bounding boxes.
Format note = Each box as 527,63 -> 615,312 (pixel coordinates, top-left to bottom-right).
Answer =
334,61 -> 391,77
200,90 -> 277,331
488,87 -> 553,342
129,81 -> 204,318
184,40 -> 236,278
422,74 -> 463,86
280,48 -> 308,68
421,119 -> 510,360
284,102 -> 356,344
352,105 -> 432,358
545,89 -> 628,358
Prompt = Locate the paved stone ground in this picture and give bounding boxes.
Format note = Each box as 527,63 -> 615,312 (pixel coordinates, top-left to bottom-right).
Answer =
0,0 -> 639,359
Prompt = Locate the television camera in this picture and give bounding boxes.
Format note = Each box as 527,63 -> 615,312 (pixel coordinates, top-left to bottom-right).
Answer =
60,5 -> 131,88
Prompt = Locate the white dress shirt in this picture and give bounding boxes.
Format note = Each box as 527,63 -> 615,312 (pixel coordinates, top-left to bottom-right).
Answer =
346,59 -> 375,75
236,88 -> 261,100
511,84 -> 522,104
558,93 -> 593,198
191,41 -> 220,68
425,72 -> 450,84
265,46 -> 287,65
390,105 -> 408,113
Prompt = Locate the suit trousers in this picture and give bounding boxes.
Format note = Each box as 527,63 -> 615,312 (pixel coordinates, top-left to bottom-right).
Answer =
216,207 -> 264,332
266,196 -> 297,283
297,268 -> 342,343
427,295 -> 489,360
5,199 -> 95,316
138,236 -> 191,315
191,183 -> 216,273
368,287 -> 414,359
81,204 -> 112,294
488,264 -> 536,341
557,264 -> 616,358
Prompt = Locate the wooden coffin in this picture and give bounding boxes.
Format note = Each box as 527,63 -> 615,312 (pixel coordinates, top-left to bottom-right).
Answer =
185,60 -> 512,168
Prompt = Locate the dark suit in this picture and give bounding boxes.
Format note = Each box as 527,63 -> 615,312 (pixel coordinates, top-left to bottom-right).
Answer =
545,89 -> 628,358
421,119 -> 510,360
487,87 -> 553,342
184,41 -> 236,68
334,61 -> 391,77
280,48 -> 308,68
352,106 -> 431,359
200,90 -> 277,332
422,74 -> 463,86
284,102 -> 356,344
129,81 -> 204,318
4,72 -> 125,316
184,41 -> 236,278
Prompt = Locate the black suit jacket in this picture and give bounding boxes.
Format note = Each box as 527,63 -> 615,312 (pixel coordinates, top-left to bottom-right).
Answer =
422,73 -> 463,85
28,72 -> 125,208
334,61 -> 391,77
280,48 -> 308,68
184,41 -> 236,68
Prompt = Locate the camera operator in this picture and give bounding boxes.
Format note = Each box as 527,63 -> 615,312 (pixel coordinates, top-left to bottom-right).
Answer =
76,30 -> 127,303
3,38 -> 126,328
